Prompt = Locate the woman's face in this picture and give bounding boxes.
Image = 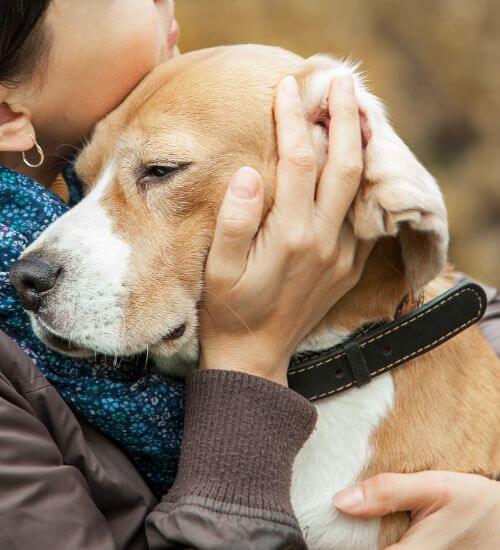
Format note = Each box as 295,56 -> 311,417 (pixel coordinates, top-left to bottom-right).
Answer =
22,0 -> 179,147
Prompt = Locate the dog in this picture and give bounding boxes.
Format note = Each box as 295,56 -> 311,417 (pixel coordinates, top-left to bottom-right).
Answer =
10,45 -> 499,548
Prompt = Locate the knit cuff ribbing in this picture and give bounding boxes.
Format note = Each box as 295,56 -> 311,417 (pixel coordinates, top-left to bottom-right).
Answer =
164,369 -> 317,517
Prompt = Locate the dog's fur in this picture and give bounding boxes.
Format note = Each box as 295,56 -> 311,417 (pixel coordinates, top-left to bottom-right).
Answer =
21,46 -> 499,549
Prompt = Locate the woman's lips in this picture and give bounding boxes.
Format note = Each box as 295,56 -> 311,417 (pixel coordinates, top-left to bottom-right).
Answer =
167,18 -> 180,50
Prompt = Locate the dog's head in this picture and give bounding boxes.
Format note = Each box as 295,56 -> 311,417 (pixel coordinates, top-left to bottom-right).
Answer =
10,45 -> 448,368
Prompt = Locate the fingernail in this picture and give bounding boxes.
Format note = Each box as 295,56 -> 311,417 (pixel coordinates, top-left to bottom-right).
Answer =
334,486 -> 364,510
230,167 -> 259,199
282,75 -> 299,99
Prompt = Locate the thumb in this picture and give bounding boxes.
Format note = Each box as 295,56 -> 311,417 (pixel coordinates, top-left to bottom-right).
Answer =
334,472 -> 452,518
205,166 -> 264,288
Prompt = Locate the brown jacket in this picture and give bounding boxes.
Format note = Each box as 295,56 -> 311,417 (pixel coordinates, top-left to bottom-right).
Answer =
0,279 -> 498,550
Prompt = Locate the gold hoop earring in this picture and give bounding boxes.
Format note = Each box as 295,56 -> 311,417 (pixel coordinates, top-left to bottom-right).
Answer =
21,133 -> 45,168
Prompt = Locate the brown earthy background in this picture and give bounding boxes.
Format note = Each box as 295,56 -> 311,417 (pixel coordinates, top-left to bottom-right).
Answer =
176,0 -> 500,287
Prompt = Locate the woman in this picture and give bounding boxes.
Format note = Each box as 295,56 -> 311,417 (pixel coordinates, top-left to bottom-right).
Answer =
0,2 -> 498,549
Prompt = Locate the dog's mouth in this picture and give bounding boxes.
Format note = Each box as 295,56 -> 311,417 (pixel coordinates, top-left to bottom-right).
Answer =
44,331 -> 88,355
33,317 -> 94,357
148,321 -> 191,358
163,322 -> 187,341
33,315 -> 188,359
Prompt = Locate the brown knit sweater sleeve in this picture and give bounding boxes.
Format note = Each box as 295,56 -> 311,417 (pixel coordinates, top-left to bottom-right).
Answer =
146,370 -> 317,549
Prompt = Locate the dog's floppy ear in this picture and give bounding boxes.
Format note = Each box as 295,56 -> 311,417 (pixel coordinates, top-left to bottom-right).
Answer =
294,55 -> 449,292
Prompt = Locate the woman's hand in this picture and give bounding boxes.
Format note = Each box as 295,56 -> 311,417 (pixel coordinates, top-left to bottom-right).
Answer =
198,74 -> 372,385
334,471 -> 500,549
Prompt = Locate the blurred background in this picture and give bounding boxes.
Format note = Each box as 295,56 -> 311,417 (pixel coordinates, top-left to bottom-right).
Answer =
177,0 -> 500,286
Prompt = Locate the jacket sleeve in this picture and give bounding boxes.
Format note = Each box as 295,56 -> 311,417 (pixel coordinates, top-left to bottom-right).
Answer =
0,341 -> 119,550
145,370 -> 317,550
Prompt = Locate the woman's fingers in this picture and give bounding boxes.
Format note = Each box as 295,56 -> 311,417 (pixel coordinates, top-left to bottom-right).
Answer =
316,74 -> 363,235
334,472 -> 453,518
274,75 -> 317,221
336,472 -> 500,550
205,167 -> 264,289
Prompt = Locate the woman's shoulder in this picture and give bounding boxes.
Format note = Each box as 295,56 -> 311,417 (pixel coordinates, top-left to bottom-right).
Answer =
0,329 -> 49,394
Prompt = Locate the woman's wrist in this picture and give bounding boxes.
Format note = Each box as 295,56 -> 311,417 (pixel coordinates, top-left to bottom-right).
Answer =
199,344 -> 290,386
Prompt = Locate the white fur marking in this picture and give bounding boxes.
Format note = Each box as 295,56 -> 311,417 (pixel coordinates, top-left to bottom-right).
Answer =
23,164 -> 132,354
292,374 -> 394,550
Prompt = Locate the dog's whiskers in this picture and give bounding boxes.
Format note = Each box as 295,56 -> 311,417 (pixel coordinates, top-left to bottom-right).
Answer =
56,143 -> 82,154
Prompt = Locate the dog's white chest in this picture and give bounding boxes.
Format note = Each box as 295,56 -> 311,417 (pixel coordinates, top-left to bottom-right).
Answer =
291,373 -> 395,550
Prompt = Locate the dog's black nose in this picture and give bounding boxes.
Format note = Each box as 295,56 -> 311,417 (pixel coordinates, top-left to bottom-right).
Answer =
9,257 -> 61,313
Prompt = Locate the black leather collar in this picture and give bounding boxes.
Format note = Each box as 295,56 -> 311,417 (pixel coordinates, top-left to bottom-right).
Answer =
288,281 -> 487,402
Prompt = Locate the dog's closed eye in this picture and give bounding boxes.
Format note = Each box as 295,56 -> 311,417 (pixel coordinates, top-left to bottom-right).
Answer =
138,162 -> 192,190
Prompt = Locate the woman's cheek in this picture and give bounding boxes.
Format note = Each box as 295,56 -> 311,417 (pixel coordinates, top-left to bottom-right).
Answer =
35,1 -> 165,143
76,30 -> 160,130
110,24 -> 161,98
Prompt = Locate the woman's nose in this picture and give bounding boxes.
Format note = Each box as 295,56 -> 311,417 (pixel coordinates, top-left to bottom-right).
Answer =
9,256 -> 62,313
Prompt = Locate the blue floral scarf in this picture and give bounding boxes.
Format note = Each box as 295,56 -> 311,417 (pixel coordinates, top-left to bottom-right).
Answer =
0,164 -> 184,497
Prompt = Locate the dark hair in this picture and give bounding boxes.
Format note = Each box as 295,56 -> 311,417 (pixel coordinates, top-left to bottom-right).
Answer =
0,0 -> 53,87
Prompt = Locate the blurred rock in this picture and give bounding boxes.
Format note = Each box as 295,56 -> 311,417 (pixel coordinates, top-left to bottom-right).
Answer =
177,0 -> 500,286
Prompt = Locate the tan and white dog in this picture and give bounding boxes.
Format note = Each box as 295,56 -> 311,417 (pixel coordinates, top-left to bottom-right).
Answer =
14,46 -> 499,549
